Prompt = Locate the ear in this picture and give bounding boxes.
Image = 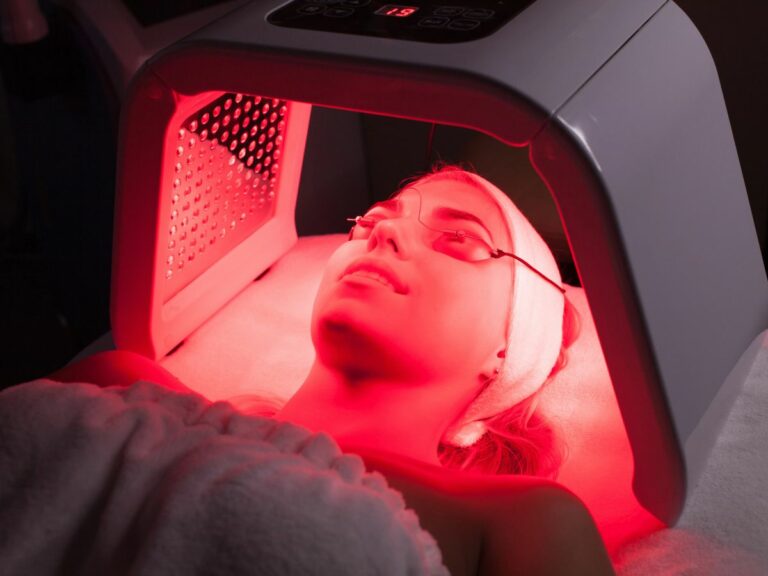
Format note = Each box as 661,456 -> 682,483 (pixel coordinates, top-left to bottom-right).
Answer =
478,345 -> 506,382
549,296 -> 581,375
562,297 -> 581,349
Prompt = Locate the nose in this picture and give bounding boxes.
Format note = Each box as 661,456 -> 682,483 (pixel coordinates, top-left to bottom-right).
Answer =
366,217 -> 413,259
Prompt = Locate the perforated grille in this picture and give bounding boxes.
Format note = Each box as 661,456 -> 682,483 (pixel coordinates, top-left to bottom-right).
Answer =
164,93 -> 288,298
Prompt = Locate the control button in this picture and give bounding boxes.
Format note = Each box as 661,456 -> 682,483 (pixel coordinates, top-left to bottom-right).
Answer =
418,16 -> 450,28
433,6 -> 465,17
463,8 -> 495,19
447,18 -> 480,30
298,4 -> 325,14
343,0 -> 370,6
325,6 -> 355,17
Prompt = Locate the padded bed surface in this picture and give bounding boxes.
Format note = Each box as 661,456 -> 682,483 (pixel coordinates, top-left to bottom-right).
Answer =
614,332 -> 768,574
160,235 -> 768,574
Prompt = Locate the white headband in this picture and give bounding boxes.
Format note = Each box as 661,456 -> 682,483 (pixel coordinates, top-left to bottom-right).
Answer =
443,173 -> 565,447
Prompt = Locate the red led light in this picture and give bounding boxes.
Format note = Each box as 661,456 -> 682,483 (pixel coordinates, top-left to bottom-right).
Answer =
158,92 -> 290,297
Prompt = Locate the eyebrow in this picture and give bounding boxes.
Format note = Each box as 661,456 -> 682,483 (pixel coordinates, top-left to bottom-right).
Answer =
366,198 -> 401,213
365,199 -> 497,243
431,206 -> 494,242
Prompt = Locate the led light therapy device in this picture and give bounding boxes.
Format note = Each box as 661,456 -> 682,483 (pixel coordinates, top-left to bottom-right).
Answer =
112,0 -> 768,524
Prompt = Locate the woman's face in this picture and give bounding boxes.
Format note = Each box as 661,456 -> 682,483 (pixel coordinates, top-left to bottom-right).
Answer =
311,177 -> 514,390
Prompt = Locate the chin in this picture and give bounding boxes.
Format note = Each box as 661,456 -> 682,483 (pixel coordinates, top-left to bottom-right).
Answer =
312,305 -> 400,365
315,282 -> 402,331
314,305 -> 381,343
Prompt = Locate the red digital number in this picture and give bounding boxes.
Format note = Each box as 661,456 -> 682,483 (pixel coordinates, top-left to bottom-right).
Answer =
380,5 -> 417,17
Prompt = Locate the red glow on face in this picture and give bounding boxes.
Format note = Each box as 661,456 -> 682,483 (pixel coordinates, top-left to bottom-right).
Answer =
311,181 -> 513,386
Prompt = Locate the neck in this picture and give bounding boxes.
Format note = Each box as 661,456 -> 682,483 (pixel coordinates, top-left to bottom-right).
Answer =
279,361 -> 466,466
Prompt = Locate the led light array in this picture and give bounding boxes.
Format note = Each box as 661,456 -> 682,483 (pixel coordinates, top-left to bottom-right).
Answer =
165,93 -> 287,294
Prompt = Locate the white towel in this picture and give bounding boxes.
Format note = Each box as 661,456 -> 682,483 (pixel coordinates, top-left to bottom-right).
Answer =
0,379 -> 448,576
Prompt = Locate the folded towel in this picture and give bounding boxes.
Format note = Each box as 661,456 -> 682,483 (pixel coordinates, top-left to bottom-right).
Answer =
0,379 -> 448,576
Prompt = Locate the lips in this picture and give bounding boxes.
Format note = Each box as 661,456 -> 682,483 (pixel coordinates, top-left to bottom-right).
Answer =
340,260 -> 409,295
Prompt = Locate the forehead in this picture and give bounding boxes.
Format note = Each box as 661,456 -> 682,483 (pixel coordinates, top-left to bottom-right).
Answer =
401,178 -> 511,243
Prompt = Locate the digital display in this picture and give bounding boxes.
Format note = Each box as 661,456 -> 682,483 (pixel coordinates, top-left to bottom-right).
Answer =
269,0 -> 530,44
375,5 -> 419,17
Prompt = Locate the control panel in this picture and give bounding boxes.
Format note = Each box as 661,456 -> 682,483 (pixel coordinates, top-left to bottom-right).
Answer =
267,1 -> 534,43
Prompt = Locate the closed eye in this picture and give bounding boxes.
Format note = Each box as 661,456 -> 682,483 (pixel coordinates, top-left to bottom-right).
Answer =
428,207 -> 494,246
441,229 -> 471,242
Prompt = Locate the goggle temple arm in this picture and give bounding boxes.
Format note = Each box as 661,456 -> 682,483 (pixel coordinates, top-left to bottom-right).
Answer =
491,249 -> 566,294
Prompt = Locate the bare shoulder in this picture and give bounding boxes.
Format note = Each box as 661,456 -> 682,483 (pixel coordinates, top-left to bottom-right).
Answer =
346,447 -> 615,576
471,478 -> 616,576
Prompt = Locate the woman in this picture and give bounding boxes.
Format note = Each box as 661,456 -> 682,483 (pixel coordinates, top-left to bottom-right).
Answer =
41,167 -> 614,575
276,167 -> 613,575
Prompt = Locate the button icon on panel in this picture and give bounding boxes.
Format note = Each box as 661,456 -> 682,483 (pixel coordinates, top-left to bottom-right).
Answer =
463,9 -> 495,19
325,6 -> 355,17
418,16 -> 450,28
298,4 -> 325,15
447,19 -> 480,30
343,0 -> 371,6
433,6 -> 465,17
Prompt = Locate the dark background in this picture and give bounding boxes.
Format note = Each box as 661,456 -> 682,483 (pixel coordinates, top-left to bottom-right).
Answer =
1,0 -> 766,387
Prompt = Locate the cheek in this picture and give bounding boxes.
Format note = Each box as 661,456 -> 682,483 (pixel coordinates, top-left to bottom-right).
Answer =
313,242 -> 360,302
310,248 -> 352,330
427,265 -> 511,350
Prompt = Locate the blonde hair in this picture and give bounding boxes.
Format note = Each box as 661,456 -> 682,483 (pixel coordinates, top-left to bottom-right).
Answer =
438,298 -> 579,477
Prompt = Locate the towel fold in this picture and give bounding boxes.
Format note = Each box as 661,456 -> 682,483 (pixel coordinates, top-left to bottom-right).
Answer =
0,379 -> 448,576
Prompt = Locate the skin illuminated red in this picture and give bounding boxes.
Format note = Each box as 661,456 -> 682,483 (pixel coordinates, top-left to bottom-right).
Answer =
280,178 -> 514,463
